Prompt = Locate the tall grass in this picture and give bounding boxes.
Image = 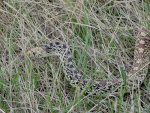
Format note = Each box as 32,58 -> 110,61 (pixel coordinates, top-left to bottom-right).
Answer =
0,0 -> 150,112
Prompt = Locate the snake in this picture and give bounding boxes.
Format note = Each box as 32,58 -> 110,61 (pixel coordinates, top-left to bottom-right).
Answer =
26,28 -> 150,94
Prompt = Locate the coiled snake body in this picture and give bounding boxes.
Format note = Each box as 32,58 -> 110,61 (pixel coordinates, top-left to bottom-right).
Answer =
27,28 -> 150,94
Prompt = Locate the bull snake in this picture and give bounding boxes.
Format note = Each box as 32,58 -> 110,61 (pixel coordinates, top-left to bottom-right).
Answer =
26,28 -> 150,94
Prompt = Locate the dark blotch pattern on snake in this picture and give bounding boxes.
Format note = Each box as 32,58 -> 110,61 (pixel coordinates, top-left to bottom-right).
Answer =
26,28 -> 150,94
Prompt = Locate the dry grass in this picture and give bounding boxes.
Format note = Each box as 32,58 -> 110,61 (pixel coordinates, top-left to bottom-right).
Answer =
0,0 -> 150,112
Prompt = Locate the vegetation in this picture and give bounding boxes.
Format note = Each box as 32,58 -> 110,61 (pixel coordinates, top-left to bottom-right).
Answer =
0,0 -> 150,112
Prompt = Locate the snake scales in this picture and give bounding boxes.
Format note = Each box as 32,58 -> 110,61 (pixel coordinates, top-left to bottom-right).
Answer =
26,28 -> 150,94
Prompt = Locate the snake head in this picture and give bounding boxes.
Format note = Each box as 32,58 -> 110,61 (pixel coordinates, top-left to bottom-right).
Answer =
26,47 -> 47,57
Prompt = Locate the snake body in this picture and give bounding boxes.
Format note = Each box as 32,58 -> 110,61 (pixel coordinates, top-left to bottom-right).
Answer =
26,28 -> 150,93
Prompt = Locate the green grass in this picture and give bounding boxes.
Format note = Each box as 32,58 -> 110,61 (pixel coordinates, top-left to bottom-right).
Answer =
0,0 -> 150,112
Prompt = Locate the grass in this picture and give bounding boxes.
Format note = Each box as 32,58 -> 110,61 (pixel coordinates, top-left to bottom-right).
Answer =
0,0 -> 150,112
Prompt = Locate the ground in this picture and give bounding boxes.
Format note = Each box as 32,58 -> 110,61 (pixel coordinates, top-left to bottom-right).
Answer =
0,0 -> 150,113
